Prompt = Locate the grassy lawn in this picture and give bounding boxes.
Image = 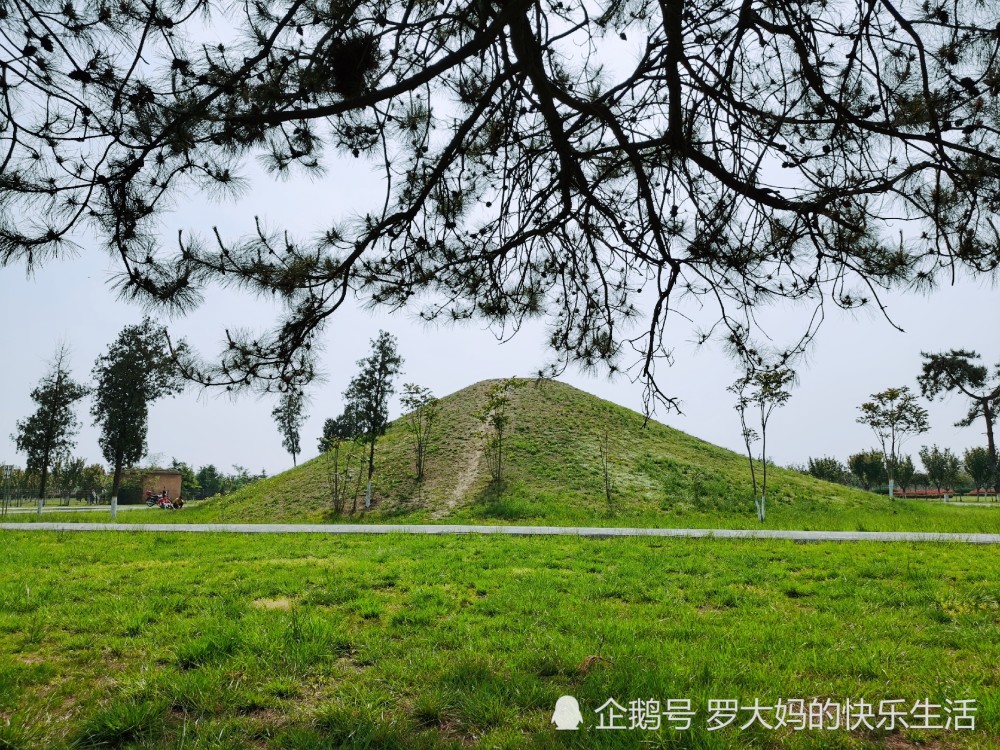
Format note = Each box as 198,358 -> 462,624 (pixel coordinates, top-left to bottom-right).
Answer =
1,530 -> 997,749
7,496 -> 1000,535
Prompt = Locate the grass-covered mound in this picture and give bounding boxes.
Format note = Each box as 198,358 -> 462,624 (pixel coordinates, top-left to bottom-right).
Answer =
145,379 -> 1000,532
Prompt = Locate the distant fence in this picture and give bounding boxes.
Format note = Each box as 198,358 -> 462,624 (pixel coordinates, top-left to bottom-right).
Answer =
892,488 -> 998,499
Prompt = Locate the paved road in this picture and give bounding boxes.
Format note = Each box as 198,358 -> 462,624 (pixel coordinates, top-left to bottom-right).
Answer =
3,522 -> 1000,543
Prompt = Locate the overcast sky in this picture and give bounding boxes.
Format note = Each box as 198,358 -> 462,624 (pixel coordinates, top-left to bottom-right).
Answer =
2,137 -> 998,479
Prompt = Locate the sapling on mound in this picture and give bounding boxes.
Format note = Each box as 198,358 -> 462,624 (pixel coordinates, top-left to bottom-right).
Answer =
400,384 -> 439,482
477,378 -> 524,485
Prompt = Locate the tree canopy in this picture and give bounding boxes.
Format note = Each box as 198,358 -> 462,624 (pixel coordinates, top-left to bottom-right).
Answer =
919,444 -> 960,493
963,446 -> 994,494
847,450 -> 887,491
806,456 -> 846,485
4,0 -> 1000,405
318,410 -> 362,452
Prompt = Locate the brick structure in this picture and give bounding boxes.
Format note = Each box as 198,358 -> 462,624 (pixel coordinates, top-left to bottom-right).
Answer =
142,470 -> 183,501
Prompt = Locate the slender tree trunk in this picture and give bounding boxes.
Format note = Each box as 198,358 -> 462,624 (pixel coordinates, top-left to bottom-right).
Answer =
38,464 -> 49,501
38,429 -> 53,500
758,403 -> 766,522
984,402 -> 999,502
352,452 -> 365,514
760,424 -> 766,523
416,430 -> 426,481
38,369 -> 63,500
110,454 -> 123,521
984,401 -> 997,461
365,438 -> 376,509
413,414 -> 424,481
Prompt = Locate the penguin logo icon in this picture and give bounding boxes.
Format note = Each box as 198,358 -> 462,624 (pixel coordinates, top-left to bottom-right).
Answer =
551,695 -> 583,730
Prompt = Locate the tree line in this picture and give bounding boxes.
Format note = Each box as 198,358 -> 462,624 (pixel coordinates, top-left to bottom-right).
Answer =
805,446 -> 995,498
10,319 -> 182,513
801,351 -> 999,500
0,461 -> 266,507
10,322 -> 523,517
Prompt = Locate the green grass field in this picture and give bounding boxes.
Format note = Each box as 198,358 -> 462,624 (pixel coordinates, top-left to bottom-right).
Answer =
8,495 -> 1000,535
1,530 -> 997,749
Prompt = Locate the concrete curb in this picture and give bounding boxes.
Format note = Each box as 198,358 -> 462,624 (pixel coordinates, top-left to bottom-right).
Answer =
2,523 -> 999,543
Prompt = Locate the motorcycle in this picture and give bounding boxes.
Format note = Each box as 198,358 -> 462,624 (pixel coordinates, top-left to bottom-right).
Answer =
145,491 -> 173,509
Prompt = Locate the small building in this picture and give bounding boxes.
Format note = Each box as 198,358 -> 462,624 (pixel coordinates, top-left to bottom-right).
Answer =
142,469 -> 183,501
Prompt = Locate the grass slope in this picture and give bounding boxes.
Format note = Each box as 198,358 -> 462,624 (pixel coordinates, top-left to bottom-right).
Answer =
185,378 -> 1000,531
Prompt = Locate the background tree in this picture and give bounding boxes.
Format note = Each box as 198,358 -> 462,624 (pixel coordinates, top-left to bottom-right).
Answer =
342,331 -> 403,510
51,457 -> 86,505
807,456 -> 846,485
318,409 -> 362,453
91,319 -> 185,517
848,451 -> 888,492
1,465 -> 14,516
729,366 -> 795,522
5,0 -> 1000,405
196,465 -> 223,499
220,466 -> 268,495
919,351 -> 1000,500
895,455 -> 916,497
857,387 -> 930,499
400,384 -> 439,482
170,459 -> 201,501
1,467 -> 38,508
272,388 -> 307,466
13,345 -> 88,500
963,447 -> 994,498
919,445 -> 961,496
79,464 -> 108,503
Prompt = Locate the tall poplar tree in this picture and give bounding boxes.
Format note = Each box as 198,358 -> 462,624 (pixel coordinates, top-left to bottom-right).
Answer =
91,319 -> 185,517
14,344 -> 88,499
